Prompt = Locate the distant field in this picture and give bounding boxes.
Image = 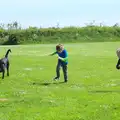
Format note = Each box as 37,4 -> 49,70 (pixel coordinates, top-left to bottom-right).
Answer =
0,42 -> 120,120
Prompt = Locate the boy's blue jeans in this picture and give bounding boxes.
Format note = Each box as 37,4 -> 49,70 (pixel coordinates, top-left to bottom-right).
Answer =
56,60 -> 68,82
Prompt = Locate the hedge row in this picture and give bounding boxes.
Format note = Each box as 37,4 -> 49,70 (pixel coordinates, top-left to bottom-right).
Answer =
0,26 -> 120,45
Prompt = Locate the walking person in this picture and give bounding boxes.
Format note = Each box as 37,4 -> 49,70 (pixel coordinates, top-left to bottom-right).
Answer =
116,48 -> 120,69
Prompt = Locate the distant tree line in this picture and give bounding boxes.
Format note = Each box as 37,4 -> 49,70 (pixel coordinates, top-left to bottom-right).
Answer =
0,21 -> 120,45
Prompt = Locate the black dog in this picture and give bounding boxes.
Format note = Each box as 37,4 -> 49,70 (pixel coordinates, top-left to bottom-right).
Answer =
0,49 -> 11,79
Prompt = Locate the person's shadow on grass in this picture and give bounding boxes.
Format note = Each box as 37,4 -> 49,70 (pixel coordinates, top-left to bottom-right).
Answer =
32,81 -> 65,86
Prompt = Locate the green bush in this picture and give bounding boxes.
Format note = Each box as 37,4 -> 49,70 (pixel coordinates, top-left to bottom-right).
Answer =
0,26 -> 120,45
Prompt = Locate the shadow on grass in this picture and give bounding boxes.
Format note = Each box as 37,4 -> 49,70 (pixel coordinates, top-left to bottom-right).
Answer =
89,90 -> 120,93
32,81 -> 66,86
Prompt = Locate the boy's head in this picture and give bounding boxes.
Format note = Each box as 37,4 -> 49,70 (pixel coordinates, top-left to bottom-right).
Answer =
56,44 -> 64,53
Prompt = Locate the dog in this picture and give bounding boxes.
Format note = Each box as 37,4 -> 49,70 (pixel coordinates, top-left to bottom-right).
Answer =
0,49 -> 11,79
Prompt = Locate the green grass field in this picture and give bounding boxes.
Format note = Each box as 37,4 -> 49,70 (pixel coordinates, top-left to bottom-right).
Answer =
0,42 -> 120,120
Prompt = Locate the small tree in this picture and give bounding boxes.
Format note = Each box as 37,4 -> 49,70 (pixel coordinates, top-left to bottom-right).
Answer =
13,21 -> 18,29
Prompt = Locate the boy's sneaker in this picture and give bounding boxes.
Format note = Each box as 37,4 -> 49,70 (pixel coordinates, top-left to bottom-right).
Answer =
53,77 -> 59,81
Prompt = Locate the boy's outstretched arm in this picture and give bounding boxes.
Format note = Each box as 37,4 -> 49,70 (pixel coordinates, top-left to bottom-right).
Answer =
49,51 -> 57,56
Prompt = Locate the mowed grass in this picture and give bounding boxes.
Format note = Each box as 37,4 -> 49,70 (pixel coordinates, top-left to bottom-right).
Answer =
0,42 -> 120,120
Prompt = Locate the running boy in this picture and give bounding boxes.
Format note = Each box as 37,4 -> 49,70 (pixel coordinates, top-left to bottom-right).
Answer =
50,44 -> 68,82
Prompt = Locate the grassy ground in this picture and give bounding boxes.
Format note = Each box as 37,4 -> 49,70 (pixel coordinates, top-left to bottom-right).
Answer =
0,42 -> 120,120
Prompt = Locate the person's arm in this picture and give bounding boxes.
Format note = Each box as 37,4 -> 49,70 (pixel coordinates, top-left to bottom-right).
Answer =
58,50 -> 68,62
58,56 -> 68,62
49,51 -> 57,56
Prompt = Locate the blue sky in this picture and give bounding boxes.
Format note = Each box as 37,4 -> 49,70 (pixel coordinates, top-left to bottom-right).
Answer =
0,0 -> 120,28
